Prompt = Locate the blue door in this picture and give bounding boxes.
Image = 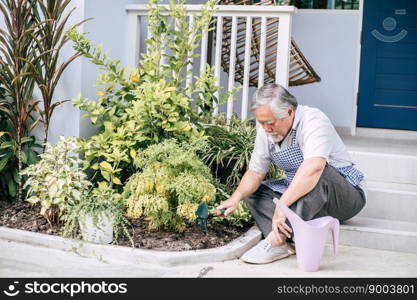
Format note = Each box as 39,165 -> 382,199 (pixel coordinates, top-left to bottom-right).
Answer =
358,0 -> 417,130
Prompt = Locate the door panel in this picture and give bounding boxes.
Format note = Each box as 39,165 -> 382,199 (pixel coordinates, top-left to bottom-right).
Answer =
357,0 -> 417,130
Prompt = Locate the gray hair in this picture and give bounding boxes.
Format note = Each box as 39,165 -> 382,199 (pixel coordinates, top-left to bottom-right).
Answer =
251,83 -> 298,118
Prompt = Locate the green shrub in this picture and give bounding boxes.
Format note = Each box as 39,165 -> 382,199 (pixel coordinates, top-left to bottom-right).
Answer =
21,137 -> 91,224
201,115 -> 285,228
202,115 -> 283,187
67,0 -> 237,188
0,133 -> 40,200
123,139 -> 216,232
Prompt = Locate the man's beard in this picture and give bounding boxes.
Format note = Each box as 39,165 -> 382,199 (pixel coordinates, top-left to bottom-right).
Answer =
267,133 -> 285,143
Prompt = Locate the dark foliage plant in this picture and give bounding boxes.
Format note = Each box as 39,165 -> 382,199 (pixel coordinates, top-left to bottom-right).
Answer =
0,0 -> 40,201
30,0 -> 89,147
0,0 -> 86,201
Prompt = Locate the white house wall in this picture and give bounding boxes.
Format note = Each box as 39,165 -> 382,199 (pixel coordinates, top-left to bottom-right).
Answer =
47,0 -> 85,144
289,10 -> 361,130
1,2 -> 362,142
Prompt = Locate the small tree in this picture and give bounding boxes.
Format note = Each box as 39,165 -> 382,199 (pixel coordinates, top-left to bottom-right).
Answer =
67,0 -> 238,187
30,0 -> 89,148
0,0 -> 40,201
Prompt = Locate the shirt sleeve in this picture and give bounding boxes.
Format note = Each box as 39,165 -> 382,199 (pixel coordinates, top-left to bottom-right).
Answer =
299,110 -> 335,160
248,127 -> 272,175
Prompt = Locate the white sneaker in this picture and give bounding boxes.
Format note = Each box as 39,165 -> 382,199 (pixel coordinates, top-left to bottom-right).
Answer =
240,240 -> 292,264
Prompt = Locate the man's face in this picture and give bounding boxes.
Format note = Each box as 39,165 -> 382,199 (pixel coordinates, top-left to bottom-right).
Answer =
254,104 -> 294,143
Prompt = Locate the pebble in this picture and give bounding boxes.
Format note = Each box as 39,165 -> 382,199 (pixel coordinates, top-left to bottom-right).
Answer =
38,218 -> 47,225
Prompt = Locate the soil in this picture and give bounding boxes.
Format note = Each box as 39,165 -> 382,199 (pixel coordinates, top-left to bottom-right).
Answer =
0,200 -> 252,251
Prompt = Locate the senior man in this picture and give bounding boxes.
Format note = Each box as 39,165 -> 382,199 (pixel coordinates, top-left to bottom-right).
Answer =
218,83 -> 366,264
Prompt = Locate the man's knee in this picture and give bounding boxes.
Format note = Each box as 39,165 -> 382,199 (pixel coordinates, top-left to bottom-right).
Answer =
245,184 -> 277,209
244,196 -> 257,209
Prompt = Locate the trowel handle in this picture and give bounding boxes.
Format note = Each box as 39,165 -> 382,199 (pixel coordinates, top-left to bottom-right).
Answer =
213,208 -> 227,217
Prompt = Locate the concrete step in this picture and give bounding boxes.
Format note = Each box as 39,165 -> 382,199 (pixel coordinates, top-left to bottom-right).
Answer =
357,181 -> 417,223
341,135 -> 417,184
339,217 -> 417,254
354,127 -> 417,141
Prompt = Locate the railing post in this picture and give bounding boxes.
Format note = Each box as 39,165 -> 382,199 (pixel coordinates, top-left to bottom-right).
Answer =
125,4 -> 297,119
275,13 -> 293,89
126,12 -> 140,68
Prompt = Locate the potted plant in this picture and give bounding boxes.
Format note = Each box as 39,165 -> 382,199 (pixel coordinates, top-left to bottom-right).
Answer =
63,182 -> 130,245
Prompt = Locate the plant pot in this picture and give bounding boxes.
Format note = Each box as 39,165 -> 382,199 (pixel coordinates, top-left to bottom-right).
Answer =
79,212 -> 114,244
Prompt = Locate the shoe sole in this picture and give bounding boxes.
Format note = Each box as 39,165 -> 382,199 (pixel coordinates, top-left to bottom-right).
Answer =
240,251 -> 292,264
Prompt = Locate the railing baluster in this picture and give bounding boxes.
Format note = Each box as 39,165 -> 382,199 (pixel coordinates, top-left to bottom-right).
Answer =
146,17 -> 151,53
200,26 -> 209,74
227,16 -> 238,121
126,12 -> 140,67
198,21 -> 209,113
258,16 -> 267,88
241,16 -> 252,120
275,14 -> 292,88
213,16 -> 223,117
186,15 -> 195,94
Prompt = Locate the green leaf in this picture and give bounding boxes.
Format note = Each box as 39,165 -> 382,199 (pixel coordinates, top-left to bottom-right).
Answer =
0,141 -> 14,149
27,150 -> 39,165
12,168 -> 18,183
0,131 -> 11,138
21,137 -> 33,144
101,170 -> 111,181
8,180 -> 16,197
21,150 -> 27,165
99,161 -> 113,172
0,156 -> 8,172
112,177 -> 122,185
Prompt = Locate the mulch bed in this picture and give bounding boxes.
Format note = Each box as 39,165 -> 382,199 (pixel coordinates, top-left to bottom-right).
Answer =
0,200 -> 251,251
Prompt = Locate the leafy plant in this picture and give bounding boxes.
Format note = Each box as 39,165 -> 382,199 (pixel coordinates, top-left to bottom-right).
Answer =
211,180 -> 253,228
0,130 -> 40,199
123,139 -> 216,232
0,0 -> 41,201
30,0 -> 89,147
200,115 -> 284,228
21,136 -> 91,224
67,0 -> 238,187
202,114 -> 283,187
62,182 -> 133,245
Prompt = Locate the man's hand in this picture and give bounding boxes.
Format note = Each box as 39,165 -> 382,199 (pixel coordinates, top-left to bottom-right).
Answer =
272,205 -> 292,243
216,170 -> 266,217
217,197 -> 240,217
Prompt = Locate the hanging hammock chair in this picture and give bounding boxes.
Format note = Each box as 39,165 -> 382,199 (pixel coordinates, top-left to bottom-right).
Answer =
219,0 -> 321,87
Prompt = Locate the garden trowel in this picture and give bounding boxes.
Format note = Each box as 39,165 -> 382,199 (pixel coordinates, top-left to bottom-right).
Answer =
195,202 -> 226,233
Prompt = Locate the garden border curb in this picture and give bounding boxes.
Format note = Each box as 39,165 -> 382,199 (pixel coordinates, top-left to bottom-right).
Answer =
0,225 -> 261,267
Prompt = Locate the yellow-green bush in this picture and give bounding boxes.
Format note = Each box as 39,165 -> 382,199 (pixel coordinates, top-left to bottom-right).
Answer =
123,139 -> 215,232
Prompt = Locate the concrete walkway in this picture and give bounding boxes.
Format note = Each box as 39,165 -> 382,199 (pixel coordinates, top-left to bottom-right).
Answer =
1,239 -> 416,277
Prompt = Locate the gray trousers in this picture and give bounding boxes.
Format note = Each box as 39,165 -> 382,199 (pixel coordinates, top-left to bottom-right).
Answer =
245,164 -> 366,240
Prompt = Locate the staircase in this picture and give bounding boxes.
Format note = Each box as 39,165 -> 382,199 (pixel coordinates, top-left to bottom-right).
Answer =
338,128 -> 417,253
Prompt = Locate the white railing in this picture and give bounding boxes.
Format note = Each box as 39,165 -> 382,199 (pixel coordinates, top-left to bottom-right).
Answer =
126,4 -> 297,120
